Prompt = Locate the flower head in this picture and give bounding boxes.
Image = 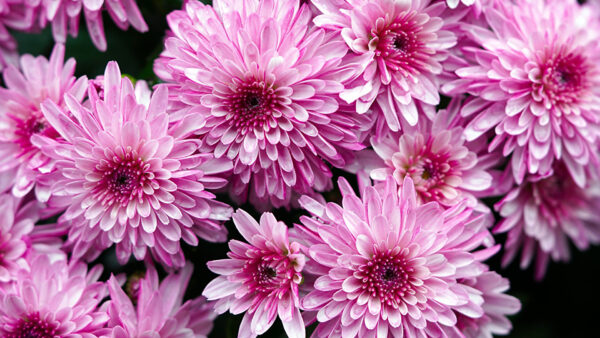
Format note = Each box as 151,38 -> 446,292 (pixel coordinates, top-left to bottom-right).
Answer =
155,0 -> 368,210
0,255 -> 108,337
313,0 -> 460,132
35,61 -> 233,267
368,98 -> 495,207
40,0 -> 148,51
444,0 -> 600,187
0,44 -> 87,199
295,177 -> 506,337
107,262 -> 216,337
494,162 -> 600,280
203,209 -> 306,338
0,193 -> 65,283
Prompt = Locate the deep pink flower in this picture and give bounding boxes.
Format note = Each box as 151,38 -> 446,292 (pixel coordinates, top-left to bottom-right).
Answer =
444,0 -> 600,187
0,255 -> 108,337
454,270 -> 521,338
295,177 -> 505,337
0,44 -> 87,199
367,98 -> 495,207
34,61 -> 233,267
494,163 -> 600,280
0,193 -> 65,283
107,262 -> 216,337
154,0 -> 368,210
203,209 -> 306,338
40,0 -> 148,51
312,0 -> 461,132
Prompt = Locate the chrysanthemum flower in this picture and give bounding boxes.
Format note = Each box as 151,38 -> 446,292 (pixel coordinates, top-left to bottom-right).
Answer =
367,98 -> 495,207
107,262 -> 216,337
296,177 -> 507,337
0,193 -> 65,283
203,209 -> 306,338
154,0 -> 368,210
312,0 -> 460,132
34,61 -> 233,267
494,163 -> 600,280
454,270 -> 521,338
444,0 -> 600,187
40,0 -> 148,51
0,44 -> 87,199
0,255 -> 108,337
0,0 -> 39,70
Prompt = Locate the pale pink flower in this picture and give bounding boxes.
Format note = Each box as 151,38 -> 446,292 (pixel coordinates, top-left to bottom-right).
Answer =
443,0 -> 600,187
312,0 -> 461,132
0,0 -> 40,70
0,193 -> 65,283
40,0 -> 148,51
367,98 -> 495,207
154,0 -> 368,210
0,44 -> 87,200
34,61 -> 233,267
494,163 -> 600,280
0,255 -> 108,337
296,177 -> 504,337
453,270 -> 521,338
203,209 -> 306,338
106,262 -> 216,337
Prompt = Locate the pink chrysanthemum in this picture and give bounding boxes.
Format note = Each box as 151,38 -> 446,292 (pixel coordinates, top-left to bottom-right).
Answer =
0,193 -> 65,283
312,0 -> 460,132
295,177 -> 508,337
454,270 -> 521,338
106,262 -> 216,337
203,209 -> 306,338
367,98 -> 495,207
0,44 -> 87,199
34,61 -> 233,267
40,0 -> 148,51
494,163 -> 600,280
0,255 -> 108,337
154,0 -> 368,210
0,0 -> 39,70
444,0 -> 600,187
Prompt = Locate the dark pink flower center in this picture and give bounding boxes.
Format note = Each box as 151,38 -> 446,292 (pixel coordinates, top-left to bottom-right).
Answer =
247,258 -> 280,293
532,164 -> 579,216
6,312 -> 58,338
12,111 -> 58,159
537,49 -> 588,105
93,149 -> 151,206
373,11 -> 429,76
357,251 -> 415,307
227,81 -> 276,134
241,250 -> 299,297
393,139 -> 458,202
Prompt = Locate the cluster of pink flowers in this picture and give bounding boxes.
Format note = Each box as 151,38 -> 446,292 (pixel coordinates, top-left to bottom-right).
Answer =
1,0 -> 599,336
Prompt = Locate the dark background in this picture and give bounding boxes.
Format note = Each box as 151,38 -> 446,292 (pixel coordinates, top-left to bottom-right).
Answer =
12,0 -> 600,337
